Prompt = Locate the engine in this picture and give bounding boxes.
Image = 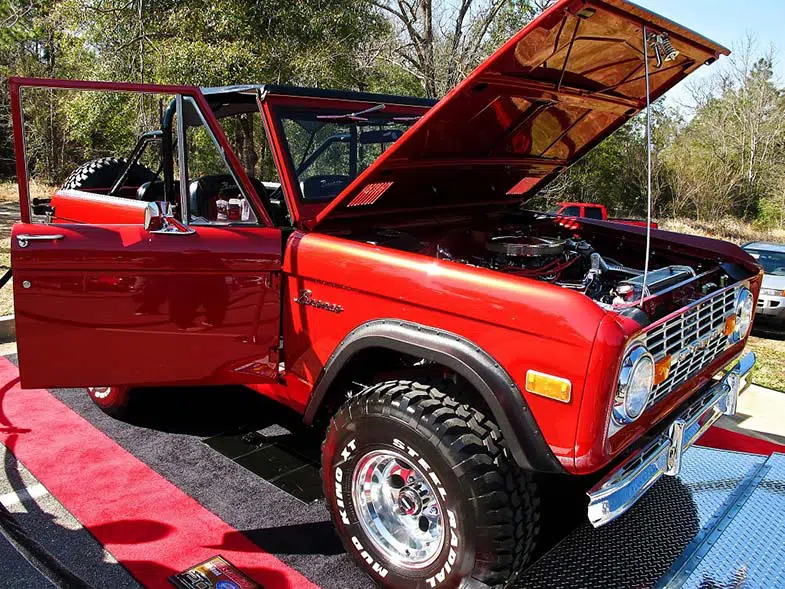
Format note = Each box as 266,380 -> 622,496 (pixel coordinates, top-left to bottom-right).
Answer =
359,224 -> 701,310
429,228 -> 695,307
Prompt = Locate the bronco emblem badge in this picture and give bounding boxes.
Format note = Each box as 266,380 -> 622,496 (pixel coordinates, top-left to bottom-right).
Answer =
294,289 -> 344,314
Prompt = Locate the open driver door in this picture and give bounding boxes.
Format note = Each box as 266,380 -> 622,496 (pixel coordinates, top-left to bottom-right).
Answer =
9,79 -> 284,390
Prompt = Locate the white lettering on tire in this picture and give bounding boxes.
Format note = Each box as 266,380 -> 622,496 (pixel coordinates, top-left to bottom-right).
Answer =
335,439 -> 356,525
425,509 -> 459,588
352,536 -> 389,578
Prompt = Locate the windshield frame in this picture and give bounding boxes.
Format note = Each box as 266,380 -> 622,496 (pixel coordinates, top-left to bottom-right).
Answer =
260,94 -> 430,227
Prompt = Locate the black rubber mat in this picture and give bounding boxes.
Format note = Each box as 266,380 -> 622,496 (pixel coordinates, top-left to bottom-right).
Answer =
203,427 -> 323,503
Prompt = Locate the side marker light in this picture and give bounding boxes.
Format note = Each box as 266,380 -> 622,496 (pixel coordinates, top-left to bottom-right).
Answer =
525,370 -> 571,403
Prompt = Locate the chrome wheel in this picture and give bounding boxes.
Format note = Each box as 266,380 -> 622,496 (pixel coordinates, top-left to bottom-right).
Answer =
352,449 -> 445,569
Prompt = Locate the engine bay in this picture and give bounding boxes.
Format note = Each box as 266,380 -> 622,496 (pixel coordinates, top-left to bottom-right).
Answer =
352,212 -> 748,323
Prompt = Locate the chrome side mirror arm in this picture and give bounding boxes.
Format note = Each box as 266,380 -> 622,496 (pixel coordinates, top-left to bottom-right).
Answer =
143,201 -> 195,235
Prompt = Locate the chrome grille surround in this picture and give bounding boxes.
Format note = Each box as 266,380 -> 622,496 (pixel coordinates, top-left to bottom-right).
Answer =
641,283 -> 741,409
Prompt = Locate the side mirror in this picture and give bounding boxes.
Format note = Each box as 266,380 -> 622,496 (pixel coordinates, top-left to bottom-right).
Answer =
143,201 -> 194,235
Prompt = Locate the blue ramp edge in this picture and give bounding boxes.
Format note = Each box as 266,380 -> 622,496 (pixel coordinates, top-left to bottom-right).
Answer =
680,452 -> 785,589
516,446 -> 766,588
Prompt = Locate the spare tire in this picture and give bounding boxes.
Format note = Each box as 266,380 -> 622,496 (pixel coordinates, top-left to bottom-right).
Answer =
63,157 -> 157,199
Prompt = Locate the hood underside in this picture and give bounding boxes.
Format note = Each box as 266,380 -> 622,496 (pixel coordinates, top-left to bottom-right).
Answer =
313,0 -> 727,229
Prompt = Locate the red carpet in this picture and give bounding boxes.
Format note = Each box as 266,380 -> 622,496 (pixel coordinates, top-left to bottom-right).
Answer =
0,356 -> 318,589
698,424 -> 785,456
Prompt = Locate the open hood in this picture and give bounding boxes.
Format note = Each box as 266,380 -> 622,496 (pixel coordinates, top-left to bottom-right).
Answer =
312,0 -> 727,229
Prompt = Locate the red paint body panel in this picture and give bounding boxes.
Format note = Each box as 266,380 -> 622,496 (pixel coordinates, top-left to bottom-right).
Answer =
282,231 -> 606,467
12,222 -> 282,389
51,189 -> 148,224
313,0 -> 728,229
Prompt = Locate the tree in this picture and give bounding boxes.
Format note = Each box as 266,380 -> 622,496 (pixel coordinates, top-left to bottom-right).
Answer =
664,38 -> 785,222
370,0 -> 552,98
0,0 -> 386,183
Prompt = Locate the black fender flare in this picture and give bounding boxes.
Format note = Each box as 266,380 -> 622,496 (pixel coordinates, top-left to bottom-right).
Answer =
303,319 -> 565,473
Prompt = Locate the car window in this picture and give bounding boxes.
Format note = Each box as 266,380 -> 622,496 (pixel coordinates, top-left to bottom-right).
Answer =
179,98 -> 258,225
745,248 -> 785,276
277,110 -> 411,202
583,206 -> 604,220
561,206 -> 580,216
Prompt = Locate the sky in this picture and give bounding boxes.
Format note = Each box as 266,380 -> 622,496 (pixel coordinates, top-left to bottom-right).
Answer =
634,0 -> 785,110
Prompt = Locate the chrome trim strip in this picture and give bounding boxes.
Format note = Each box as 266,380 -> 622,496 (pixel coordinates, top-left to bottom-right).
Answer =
587,350 -> 755,528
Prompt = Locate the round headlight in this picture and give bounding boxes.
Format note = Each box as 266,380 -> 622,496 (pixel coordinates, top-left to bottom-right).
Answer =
730,287 -> 754,344
613,344 -> 655,425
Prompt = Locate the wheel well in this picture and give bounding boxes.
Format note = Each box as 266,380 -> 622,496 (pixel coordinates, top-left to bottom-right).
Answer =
303,319 -> 564,473
309,345 -> 494,427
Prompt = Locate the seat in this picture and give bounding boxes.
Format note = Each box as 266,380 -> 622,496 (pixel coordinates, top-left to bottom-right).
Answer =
188,174 -> 286,225
136,181 -> 166,202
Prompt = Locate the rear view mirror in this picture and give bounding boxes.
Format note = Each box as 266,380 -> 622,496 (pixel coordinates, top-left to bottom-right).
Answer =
143,201 -> 194,235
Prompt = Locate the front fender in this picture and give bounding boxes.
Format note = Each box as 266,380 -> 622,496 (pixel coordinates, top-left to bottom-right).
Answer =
304,319 -> 565,473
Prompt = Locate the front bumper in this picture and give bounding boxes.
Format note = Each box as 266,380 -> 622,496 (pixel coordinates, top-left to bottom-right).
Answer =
757,295 -> 785,319
587,351 -> 755,527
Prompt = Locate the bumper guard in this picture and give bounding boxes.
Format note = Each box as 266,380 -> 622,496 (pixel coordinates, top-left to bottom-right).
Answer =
587,351 -> 755,527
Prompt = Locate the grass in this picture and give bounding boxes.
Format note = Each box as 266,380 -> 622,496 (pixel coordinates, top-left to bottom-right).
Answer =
660,217 -> 785,245
0,180 -> 55,203
747,334 -> 785,393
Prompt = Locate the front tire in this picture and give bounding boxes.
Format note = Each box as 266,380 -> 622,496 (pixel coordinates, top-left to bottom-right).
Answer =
322,379 -> 539,589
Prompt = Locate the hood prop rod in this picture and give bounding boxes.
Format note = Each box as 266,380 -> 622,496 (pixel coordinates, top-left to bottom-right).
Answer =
640,25 -> 654,306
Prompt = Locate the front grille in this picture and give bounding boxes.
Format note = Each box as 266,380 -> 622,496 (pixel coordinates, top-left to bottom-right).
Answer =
643,285 -> 739,408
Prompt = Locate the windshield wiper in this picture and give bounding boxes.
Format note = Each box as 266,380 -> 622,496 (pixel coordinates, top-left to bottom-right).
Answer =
316,103 -> 385,122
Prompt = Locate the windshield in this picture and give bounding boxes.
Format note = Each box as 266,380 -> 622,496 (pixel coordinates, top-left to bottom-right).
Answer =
276,109 -> 414,202
745,248 -> 785,276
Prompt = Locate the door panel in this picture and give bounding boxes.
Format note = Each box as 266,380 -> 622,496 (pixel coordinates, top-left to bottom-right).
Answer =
12,222 -> 282,388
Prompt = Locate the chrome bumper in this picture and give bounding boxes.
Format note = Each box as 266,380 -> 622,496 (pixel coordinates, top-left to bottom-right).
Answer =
587,351 -> 755,527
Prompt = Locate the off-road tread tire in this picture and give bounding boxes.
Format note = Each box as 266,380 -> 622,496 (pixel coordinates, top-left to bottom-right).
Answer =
322,377 -> 540,588
63,157 -> 156,196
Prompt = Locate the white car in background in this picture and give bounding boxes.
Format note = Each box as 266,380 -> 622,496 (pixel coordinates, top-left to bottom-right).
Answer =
743,241 -> 785,328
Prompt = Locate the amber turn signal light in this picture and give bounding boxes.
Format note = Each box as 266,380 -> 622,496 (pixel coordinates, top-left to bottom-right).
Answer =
525,370 -> 571,403
654,355 -> 672,385
724,314 -> 737,337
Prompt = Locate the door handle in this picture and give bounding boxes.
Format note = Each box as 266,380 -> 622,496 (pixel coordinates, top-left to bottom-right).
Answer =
16,234 -> 65,248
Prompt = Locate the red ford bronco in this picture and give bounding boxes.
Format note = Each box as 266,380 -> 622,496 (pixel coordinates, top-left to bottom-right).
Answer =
8,1 -> 761,587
